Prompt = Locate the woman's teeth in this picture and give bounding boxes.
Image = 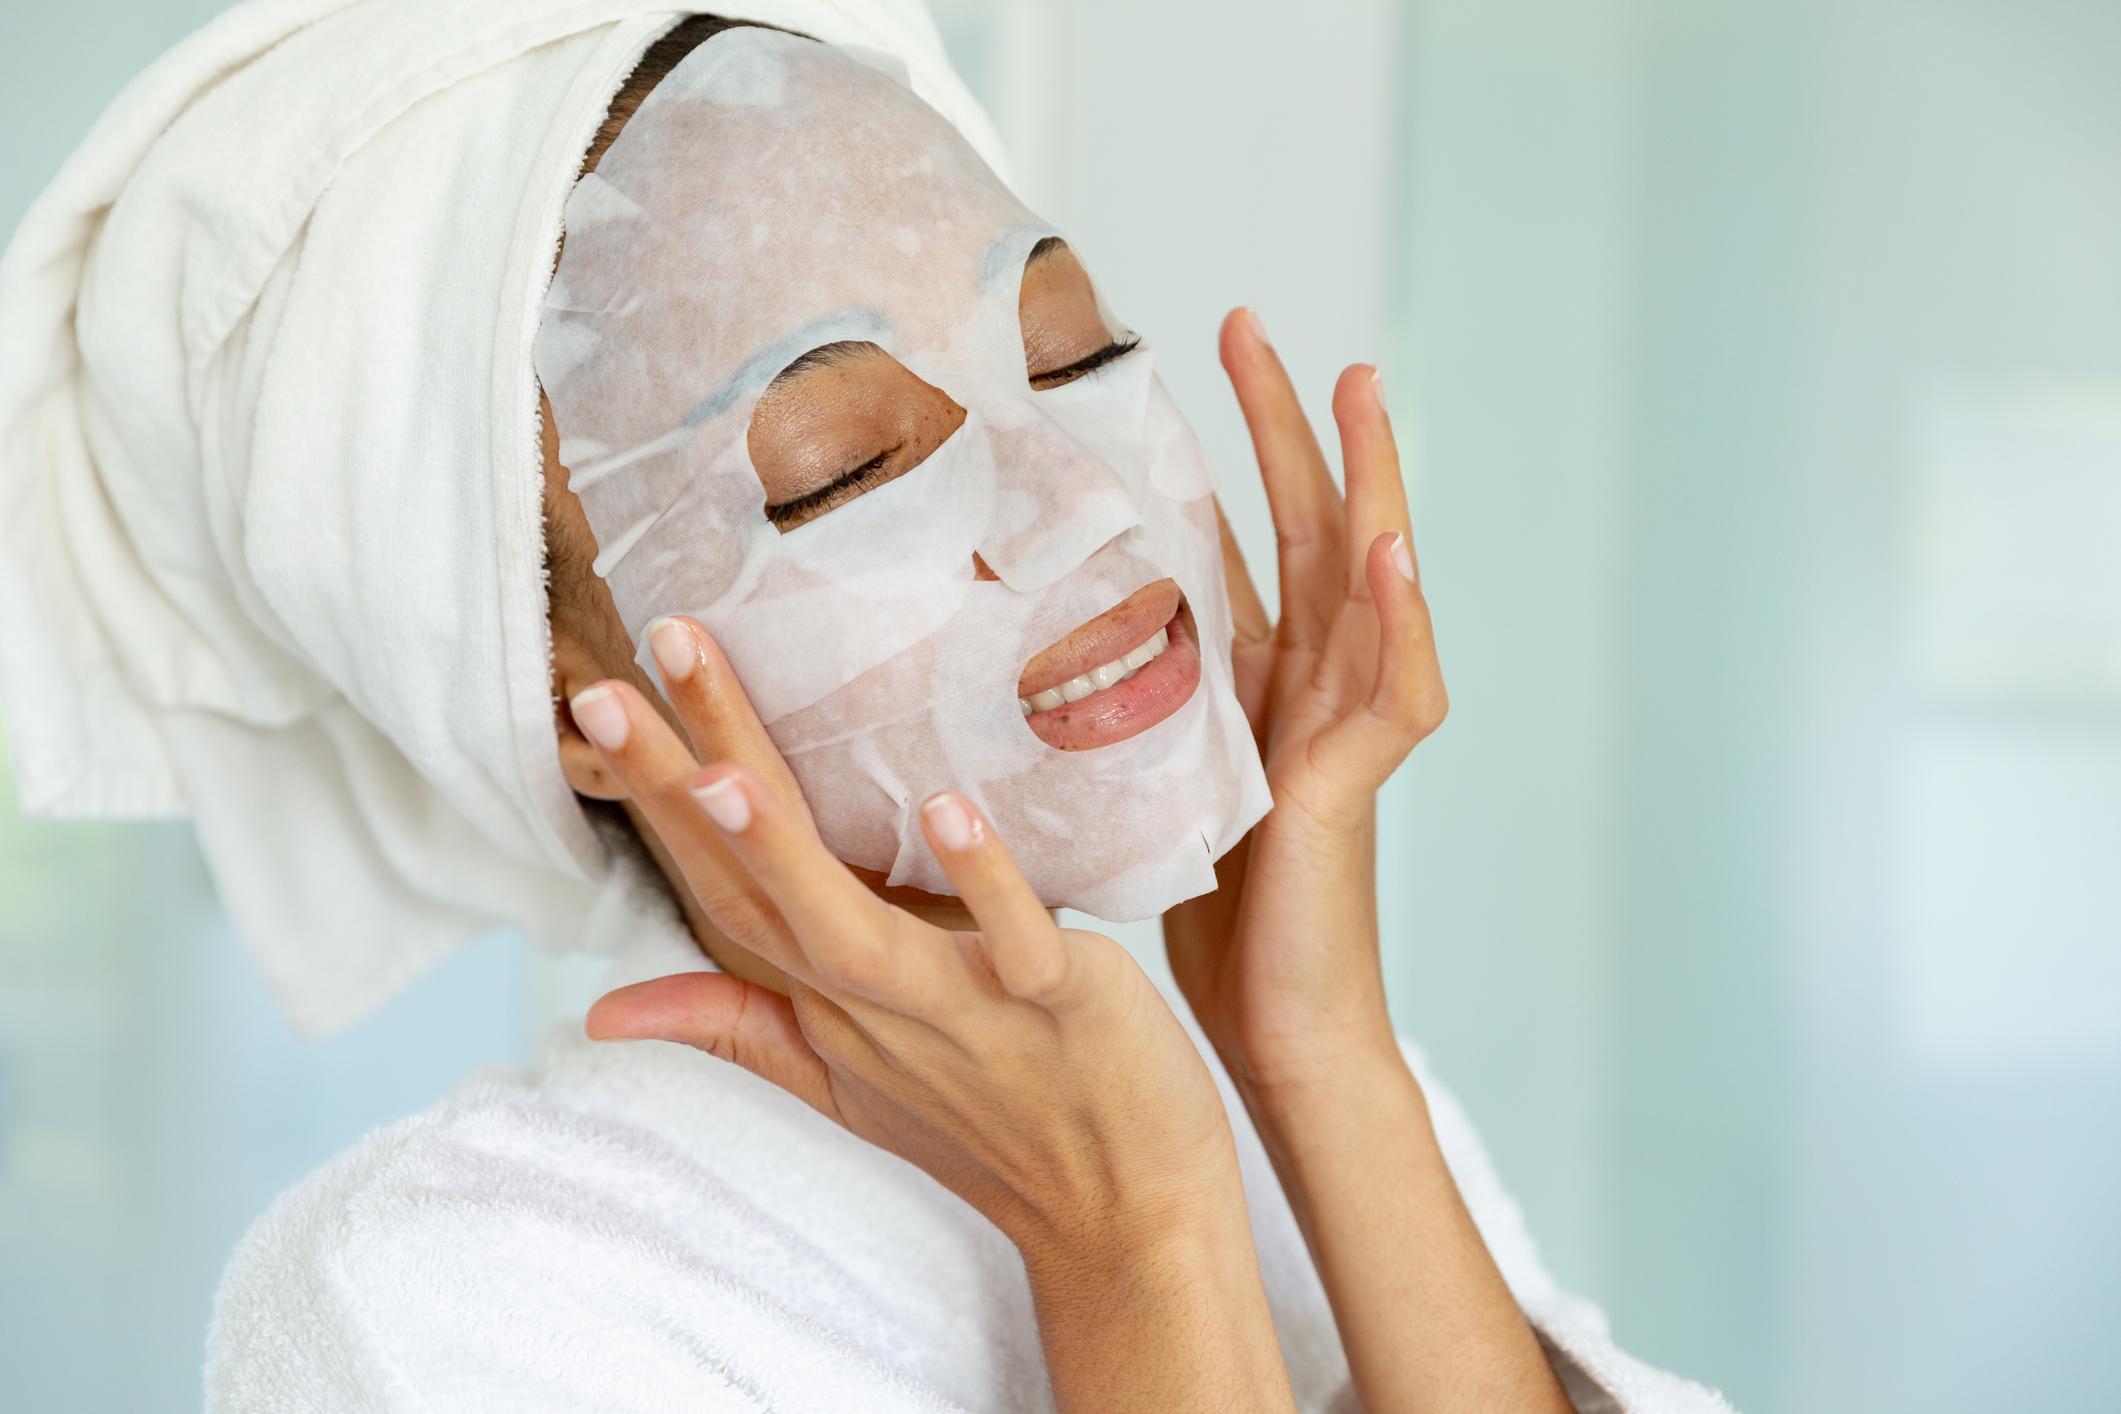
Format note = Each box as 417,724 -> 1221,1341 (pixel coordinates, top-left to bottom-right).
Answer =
1019,627 -> 1169,716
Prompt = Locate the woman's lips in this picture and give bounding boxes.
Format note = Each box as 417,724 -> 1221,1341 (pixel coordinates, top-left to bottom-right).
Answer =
1019,579 -> 1181,697
1017,588 -> 1201,752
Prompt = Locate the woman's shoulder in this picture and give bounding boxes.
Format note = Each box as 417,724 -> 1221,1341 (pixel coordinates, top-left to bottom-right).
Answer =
203,1047 -> 716,1409
206,1033 -> 862,1323
204,1033 -> 1033,1413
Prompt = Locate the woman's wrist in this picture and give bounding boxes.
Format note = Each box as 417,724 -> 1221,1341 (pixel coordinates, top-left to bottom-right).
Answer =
1220,996 -> 1404,1106
1224,1034 -> 1577,1414
1236,1036 -> 1426,1192
1197,801 -> 1397,1086
1016,1191 -> 1297,1414
1005,1136 -> 1255,1304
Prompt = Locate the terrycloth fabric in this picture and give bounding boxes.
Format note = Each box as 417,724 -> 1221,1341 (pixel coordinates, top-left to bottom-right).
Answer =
205,924 -> 1734,1414
0,0 -> 1006,1038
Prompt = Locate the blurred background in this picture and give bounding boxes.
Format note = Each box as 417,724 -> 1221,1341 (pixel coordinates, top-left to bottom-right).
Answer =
4,0 -> 2118,1408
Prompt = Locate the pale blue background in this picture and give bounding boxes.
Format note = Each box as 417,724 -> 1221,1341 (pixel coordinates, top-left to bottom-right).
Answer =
3,1 -> 2118,1410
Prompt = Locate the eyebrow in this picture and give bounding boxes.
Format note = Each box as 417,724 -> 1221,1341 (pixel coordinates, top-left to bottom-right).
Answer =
768,338 -> 878,389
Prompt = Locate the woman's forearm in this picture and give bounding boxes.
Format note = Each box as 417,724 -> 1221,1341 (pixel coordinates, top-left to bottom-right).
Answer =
1239,1051 -> 1574,1414
1016,1198 -> 1298,1414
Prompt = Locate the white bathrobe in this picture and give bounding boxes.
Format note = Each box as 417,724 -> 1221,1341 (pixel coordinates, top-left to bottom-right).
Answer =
205,927 -> 1733,1414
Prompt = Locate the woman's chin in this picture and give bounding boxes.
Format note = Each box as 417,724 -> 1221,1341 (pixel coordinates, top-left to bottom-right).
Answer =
845,866 -> 975,918
1022,607 -> 1201,752
835,605 -> 1206,912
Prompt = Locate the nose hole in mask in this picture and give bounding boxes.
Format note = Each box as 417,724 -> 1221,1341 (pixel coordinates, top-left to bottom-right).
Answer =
973,552 -> 1000,582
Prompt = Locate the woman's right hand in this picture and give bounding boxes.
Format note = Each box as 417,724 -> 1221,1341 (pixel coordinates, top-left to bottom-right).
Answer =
568,617 -> 1297,1414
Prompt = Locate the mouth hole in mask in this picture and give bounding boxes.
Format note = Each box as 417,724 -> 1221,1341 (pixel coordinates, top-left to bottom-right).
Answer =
1018,587 -> 1202,752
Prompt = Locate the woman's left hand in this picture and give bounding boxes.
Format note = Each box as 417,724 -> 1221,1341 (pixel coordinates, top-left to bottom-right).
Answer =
1167,314 -> 1575,1414
1163,308 -> 1448,1100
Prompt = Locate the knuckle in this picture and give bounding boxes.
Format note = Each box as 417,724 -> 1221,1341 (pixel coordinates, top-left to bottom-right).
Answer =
820,936 -> 897,998
690,876 -> 776,935
789,987 -> 852,1048
999,947 -> 1069,1004
1416,684 -> 1450,735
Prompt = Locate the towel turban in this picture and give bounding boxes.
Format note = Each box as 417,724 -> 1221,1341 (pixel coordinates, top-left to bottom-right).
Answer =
0,0 -> 1007,1036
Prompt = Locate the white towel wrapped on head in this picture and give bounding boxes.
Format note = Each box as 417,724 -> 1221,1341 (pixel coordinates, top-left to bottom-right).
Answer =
0,0 -> 1005,1036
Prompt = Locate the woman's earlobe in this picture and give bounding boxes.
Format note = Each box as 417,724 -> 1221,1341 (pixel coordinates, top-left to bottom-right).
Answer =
556,698 -> 632,800
551,622 -> 634,801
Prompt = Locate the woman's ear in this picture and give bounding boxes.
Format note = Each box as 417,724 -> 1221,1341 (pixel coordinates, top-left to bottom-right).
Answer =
552,621 -> 631,801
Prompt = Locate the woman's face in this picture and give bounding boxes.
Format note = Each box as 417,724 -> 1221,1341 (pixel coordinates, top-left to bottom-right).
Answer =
540,29 -> 1272,919
546,239 -> 1201,759
740,238 -> 1202,753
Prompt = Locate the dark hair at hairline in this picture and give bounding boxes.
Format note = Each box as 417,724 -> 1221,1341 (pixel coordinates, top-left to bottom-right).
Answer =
582,14 -> 795,175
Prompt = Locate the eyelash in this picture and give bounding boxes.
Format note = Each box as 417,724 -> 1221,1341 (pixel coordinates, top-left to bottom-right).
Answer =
1031,335 -> 1142,390
765,443 -> 901,528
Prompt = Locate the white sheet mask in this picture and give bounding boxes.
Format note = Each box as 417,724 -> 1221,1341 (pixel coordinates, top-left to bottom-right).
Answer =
537,29 -> 1271,920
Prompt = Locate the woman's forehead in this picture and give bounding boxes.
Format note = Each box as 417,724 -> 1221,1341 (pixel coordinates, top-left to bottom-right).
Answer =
548,31 -> 1043,418
602,30 -> 1033,246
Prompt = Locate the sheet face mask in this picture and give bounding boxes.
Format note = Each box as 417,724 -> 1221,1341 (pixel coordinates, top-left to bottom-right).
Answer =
537,29 -> 1271,921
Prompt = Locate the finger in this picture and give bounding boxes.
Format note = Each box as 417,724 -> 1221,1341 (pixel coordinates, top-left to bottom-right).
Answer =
1213,499 -> 1275,734
587,971 -> 841,1121
1332,364 -> 1413,603
691,763 -> 967,1011
1219,307 -> 1344,648
646,617 -> 809,818
1213,498 -> 1272,648
1318,530 -> 1449,782
568,679 -> 800,973
917,792 -> 1076,1005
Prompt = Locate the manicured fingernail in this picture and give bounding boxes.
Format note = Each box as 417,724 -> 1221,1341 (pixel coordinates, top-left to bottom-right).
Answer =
692,775 -> 751,833
571,685 -> 628,751
1370,365 -> 1388,412
922,793 -> 980,852
1391,531 -> 1416,583
648,617 -> 694,684
1245,306 -> 1269,345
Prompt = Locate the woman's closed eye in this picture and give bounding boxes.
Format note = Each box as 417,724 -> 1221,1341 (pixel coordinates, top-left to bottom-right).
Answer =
765,442 -> 904,529
743,241 -> 1133,533
1018,237 -> 1134,391
747,341 -> 966,534
1029,334 -> 1142,392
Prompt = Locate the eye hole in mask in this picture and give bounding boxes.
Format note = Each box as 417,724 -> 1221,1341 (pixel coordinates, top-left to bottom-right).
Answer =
1019,237 -> 1141,391
746,239 -> 1141,534
749,340 -> 965,532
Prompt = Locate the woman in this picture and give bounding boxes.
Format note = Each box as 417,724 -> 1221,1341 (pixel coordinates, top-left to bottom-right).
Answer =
0,2 -> 1729,1410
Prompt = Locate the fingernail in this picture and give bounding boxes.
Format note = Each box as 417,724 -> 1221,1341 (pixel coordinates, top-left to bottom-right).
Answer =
922,793 -> 980,852
1391,531 -> 1416,583
648,617 -> 695,683
1370,365 -> 1389,412
1245,306 -> 1269,345
692,775 -> 751,833
571,685 -> 629,751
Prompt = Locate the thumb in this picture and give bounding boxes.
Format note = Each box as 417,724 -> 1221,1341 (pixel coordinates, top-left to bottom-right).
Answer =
588,972 -> 839,1121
